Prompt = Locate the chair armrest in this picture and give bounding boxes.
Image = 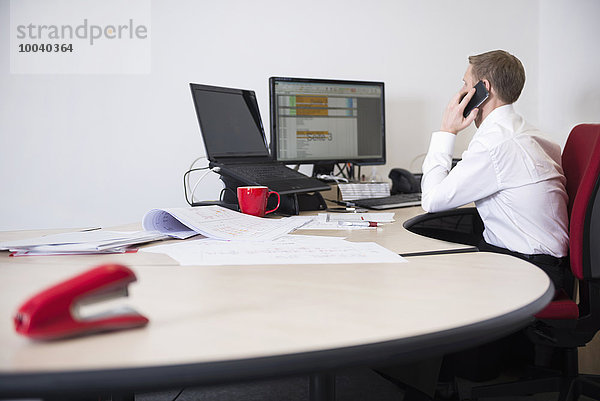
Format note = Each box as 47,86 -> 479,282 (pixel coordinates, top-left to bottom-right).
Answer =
403,207 -> 484,247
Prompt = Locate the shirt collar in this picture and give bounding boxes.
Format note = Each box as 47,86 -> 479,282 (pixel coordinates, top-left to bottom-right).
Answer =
477,103 -> 516,132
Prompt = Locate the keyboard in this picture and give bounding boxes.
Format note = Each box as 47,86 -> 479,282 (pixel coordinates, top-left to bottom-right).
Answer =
216,163 -> 330,194
352,193 -> 422,210
225,164 -> 303,181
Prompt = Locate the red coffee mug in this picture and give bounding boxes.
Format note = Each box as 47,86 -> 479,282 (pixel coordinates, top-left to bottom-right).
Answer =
237,186 -> 280,217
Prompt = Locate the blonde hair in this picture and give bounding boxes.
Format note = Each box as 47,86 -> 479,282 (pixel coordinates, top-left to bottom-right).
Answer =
468,50 -> 526,104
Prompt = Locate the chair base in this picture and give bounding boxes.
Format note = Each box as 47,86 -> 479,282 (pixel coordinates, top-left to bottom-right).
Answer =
469,374 -> 600,401
569,375 -> 600,401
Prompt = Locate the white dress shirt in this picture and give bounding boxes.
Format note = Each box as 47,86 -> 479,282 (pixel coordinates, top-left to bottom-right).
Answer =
421,104 -> 569,257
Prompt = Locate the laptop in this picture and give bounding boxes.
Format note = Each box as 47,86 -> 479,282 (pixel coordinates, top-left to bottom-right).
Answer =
190,83 -> 330,195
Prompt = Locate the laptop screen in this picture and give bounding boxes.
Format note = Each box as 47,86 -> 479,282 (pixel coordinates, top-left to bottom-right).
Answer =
190,83 -> 270,160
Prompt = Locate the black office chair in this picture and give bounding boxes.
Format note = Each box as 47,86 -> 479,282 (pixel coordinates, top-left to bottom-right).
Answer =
403,207 -> 484,248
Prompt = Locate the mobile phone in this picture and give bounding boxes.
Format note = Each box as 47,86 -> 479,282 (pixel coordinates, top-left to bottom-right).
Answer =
463,80 -> 489,118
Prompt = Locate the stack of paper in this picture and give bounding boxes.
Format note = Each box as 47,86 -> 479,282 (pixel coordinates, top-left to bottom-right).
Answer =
141,208 -> 406,266
142,206 -> 314,241
0,230 -> 170,256
338,182 -> 390,201
2,206 -> 406,264
1,206 -> 315,256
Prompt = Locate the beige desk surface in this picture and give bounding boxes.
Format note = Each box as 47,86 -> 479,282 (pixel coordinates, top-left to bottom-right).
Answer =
0,253 -> 551,373
0,206 -> 473,263
297,206 -> 476,255
0,210 -> 552,396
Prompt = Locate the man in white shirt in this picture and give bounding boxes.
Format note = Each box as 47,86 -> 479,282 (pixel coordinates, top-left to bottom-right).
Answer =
421,50 -> 570,290
377,50 -> 571,400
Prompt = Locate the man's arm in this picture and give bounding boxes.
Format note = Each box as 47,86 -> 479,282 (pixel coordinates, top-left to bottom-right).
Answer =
420,87 -> 496,212
421,135 -> 499,212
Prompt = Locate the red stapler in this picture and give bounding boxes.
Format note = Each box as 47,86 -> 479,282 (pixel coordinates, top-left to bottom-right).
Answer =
14,264 -> 149,340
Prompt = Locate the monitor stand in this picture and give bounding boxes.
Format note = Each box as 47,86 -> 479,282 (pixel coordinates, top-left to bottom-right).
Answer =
218,176 -> 327,215
312,163 -> 335,177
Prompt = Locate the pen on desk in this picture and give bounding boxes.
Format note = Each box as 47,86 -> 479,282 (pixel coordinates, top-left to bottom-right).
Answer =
79,227 -> 102,232
328,207 -> 356,212
338,221 -> 381,227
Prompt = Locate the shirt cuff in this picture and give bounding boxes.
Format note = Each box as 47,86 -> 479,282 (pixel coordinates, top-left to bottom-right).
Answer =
428,131 -> 456,156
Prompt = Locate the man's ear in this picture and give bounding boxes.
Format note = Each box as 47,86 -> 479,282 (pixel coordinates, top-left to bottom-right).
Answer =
482,79 -> 491,92
482,79 -> 496,101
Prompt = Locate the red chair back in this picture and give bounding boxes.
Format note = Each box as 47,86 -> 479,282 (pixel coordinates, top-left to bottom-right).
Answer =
561,124 -> 600,280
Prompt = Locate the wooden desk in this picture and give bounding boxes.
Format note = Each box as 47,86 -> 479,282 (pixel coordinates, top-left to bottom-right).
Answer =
0,209 -> 552,398
0,207 -> 474,264
297,206 -> 477,255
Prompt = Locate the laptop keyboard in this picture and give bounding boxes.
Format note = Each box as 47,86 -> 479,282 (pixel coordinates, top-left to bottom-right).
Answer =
225,164 -> 305,181
353,193 -> 422,209
218,163 -> 330,194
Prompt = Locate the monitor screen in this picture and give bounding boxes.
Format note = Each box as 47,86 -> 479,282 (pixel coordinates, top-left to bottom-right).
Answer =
269,77 -> 385,166
190,83 -> 270,159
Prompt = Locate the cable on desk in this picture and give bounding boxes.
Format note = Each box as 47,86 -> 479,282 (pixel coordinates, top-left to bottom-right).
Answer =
334,163 -> 352,180
334,163 -> 346,179
183,166 -> 211,206
170,388 -> 185,401
185,156 -> 208,191
219,187 -> 236,202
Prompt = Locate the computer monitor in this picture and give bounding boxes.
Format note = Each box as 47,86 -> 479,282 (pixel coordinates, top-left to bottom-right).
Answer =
269,77 -> 386,171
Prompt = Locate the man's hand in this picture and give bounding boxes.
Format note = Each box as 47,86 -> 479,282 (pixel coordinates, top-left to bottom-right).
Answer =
440,87 -> 478,135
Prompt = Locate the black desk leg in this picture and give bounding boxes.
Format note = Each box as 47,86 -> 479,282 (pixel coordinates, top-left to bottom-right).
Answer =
309,372 -> 336,401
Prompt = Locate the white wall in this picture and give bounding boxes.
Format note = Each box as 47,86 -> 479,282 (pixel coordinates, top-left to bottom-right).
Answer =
538,0 -> 600,147
0,0 -> 597,230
